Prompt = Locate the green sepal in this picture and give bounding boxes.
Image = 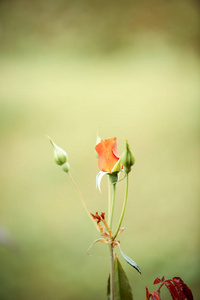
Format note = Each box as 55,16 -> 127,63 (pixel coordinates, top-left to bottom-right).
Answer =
107,256 -> 133,300
109,173 -> 118,184
62,162 -> 70,173
111,159 -> 121,173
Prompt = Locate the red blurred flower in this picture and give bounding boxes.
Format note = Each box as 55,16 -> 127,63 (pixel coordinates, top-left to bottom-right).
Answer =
95,137 -> 120,173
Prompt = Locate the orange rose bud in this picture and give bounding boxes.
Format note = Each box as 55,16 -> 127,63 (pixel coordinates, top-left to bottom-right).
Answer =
95,137 -> 120,173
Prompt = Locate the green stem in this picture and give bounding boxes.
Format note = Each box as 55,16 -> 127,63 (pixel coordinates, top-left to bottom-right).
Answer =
68,172 -> 99,232
108,177 -> 111,225
113,174 -> 129,239
109,243 -> 115,300
109,183 -> 116,230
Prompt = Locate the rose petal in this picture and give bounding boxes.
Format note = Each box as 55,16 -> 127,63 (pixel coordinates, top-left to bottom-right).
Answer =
95,137 -> 120,173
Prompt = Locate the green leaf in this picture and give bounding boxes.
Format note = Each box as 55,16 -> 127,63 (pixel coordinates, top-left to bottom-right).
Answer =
120,250 -> 142,274
107,276 -> 110,300
107,256 -> 133,300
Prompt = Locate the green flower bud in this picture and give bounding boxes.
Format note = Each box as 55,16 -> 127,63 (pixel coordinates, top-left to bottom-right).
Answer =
62,162 -> 70,173
120,140 -> 135,174
48,137 -> 68,166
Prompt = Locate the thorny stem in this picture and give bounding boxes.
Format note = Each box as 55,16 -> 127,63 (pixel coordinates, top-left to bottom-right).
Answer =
113,174 -> 129,239
109,243 -> 115,300
68,172 -> 100,232
109,183 -> 116,230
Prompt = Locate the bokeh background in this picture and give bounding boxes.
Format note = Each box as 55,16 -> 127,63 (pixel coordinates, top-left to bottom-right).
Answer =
0,0 -> 199,299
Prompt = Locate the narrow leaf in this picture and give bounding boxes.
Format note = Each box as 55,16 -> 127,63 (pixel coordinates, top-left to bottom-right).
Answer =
107,256 -> 134,300
120,250 -> 141,274
164,280 -> 179,300
161,276 -> 165,282
153,277 -> 162,285
114,257 -> 133,300
107,275 -> 110,300
182,283 -> 194,300
171,280 -> 185,300
146,287 -> 151,300
172,277 -> 194,300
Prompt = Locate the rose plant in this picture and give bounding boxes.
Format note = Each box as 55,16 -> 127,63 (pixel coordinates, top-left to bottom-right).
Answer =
48,136 -> 193,300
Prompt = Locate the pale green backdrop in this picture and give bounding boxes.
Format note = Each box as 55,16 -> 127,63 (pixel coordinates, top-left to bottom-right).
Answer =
0,1 -> 199,299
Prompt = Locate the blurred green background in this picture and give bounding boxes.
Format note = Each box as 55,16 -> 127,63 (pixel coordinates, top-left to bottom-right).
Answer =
0,0 -> 199,299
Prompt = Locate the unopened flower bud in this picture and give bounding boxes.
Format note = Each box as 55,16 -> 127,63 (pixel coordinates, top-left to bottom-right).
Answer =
120,140 -> 135,173
62,162 -> 70,173
48,137 -> 68,166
